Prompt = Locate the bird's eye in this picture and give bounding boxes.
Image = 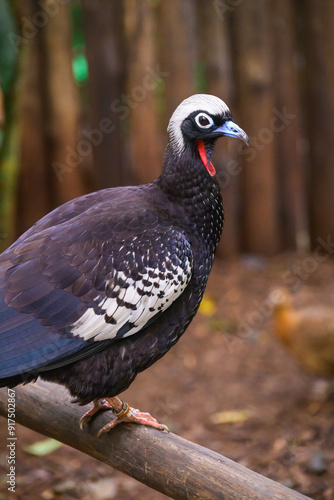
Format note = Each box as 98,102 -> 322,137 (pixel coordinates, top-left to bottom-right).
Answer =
195,113 -> 214,129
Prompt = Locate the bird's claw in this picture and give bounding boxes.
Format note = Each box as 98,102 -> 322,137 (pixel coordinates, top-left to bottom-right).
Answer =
97,405 -> 169,437
79,398 -> 113,430
79,397 -> 169,436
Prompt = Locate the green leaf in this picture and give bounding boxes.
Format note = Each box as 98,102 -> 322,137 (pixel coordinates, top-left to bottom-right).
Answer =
72,52 -> 88,85
23,438 -> 63,456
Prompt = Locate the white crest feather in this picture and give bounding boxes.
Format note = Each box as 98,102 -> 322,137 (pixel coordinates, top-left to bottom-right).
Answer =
167,94 -> 230,154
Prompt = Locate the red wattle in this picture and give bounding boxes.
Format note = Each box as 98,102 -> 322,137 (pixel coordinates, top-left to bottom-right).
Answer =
197,140 -> 216,177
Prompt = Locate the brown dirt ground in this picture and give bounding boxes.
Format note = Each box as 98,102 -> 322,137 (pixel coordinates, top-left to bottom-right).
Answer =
1,253 -> 334,500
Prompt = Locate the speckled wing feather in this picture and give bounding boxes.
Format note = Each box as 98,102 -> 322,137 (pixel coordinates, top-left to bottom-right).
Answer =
0,186 -> 193,380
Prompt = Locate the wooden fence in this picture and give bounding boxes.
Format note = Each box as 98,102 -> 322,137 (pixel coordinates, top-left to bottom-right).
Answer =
0,0 -> 333,255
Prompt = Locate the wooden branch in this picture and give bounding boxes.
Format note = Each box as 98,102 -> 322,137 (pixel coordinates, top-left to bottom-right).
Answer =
0,381 -> 310,500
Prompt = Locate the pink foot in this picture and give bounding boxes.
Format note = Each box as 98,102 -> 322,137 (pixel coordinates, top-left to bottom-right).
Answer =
79,398 -> 113,430
97,403 -> 169,436
79,397 -> 168,436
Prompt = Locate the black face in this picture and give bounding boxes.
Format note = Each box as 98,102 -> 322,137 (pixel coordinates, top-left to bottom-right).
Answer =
181,110 -> 233,144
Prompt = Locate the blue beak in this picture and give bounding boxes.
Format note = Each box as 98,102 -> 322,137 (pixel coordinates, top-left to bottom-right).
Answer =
214,120 -> 249,146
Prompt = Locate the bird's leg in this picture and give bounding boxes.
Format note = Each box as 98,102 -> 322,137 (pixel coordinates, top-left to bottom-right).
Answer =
96,396 -> 169,437
79,398 -> 113,430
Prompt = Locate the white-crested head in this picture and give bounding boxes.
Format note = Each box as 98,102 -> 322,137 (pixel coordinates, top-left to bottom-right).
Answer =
167,94 -> 231,154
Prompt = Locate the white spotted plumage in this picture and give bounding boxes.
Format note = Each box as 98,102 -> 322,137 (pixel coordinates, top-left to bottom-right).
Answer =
167,94 -> 230,154
71,255 -> 192,342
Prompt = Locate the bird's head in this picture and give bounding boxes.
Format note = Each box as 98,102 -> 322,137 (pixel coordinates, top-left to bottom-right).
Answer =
167,94 -> 249,176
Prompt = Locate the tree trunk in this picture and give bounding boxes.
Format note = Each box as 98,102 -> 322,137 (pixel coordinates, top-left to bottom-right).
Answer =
81,0 -> 128,189
156,0 -> 195,120
195,0 -> 241,256
272,0 -> 307,250
41,0 -> 85,206
302,0 -> 334,248
233,0 -> 279,255
14,0 -> 50,238
125,0 -> 162,184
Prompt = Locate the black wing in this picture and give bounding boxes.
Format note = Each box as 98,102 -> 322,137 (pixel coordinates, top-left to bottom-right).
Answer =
0,186 -> 193,381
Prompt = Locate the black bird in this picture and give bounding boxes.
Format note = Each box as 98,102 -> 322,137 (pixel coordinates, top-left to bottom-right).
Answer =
0,95 -> 248,434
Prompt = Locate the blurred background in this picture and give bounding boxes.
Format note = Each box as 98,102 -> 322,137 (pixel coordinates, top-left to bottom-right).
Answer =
0,1 -> 334,499
0,0 -> 333,256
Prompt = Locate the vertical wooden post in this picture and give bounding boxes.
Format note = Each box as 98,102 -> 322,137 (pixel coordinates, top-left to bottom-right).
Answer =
41,0 -> 85,205
302,0 -> 334,247
125,0 -> 162,184
233,0 -> 279,255
81,0 -> 128,189
2,0 -> 52,245
0,2 -> 21,250
195,0 -> 241,256
272,1 -> 307,250
156,0 -> 195,119
16,22 -> 50,236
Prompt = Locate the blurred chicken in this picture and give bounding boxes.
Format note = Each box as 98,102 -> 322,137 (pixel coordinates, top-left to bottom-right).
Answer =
272,289 -> 334,377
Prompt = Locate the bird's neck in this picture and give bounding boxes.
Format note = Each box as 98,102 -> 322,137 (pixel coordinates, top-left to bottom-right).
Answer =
158,142 -> 217,197
156,142 -> 223,253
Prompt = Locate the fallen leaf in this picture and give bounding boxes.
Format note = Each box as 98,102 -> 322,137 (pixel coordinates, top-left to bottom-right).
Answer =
23,438 -> 63,456
84,477 -> 119,500
209,318 -> 238,333
199,297 -> 217,317
209,409 -> 252,425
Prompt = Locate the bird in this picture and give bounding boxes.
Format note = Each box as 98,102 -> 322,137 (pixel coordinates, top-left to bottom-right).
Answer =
0,94 -> 248,435
272,288 -> 334,377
